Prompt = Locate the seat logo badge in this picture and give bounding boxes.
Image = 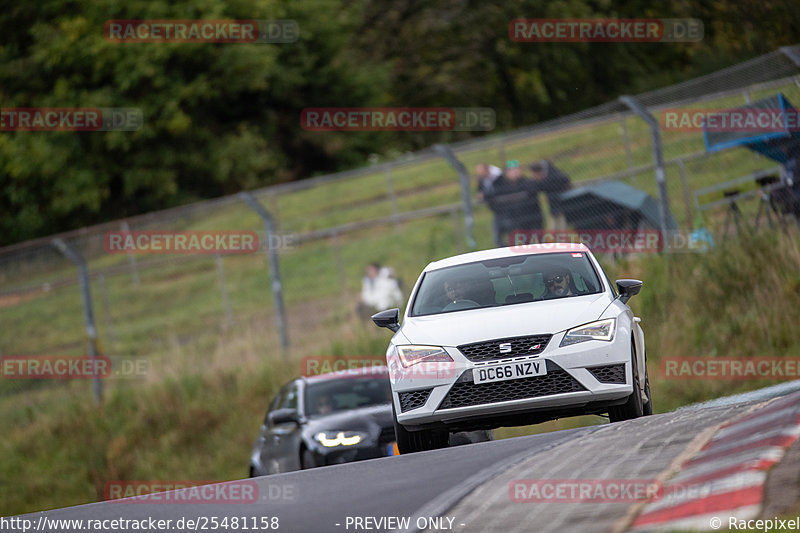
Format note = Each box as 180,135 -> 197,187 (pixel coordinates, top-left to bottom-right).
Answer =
499,343 -> 512,353
530,344 -> 541,351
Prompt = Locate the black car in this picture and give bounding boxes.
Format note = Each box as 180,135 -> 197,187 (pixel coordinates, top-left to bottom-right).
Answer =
249,366 -> 491,476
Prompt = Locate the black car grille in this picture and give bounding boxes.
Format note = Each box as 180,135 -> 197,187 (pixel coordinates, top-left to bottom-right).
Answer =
439,361 -> 585,409
458,334 -> 552,362
399,389 -> 432,412
588,364 -> 626,384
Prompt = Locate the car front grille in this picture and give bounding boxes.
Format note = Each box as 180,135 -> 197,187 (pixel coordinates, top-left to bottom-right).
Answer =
399,389 -> 432,412
438,361 -> 585,409
588,364 -> 626,384
458,334 -> 552,362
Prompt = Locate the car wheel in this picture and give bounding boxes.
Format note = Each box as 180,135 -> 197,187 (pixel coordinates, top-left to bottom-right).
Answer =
393,402 -> 449,453
408,428 -> 449,451
608,339 -> 644,422
300,448 -> 316,469
393,401 -> 416,453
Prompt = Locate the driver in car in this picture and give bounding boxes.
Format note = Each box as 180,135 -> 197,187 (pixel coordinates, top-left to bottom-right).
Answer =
444,278 -> 469,303
314,393 -> 334,415
543,269 -> 575,299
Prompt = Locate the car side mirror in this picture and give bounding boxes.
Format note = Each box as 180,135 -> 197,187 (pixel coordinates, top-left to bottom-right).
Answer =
372,308 -> 400,332
616,279 -> 643,304
268,408 -> 299,426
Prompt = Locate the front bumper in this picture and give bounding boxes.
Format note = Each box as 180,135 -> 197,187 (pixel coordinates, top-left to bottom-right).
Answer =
304,429 -> 397,467
390,329 -> 633,431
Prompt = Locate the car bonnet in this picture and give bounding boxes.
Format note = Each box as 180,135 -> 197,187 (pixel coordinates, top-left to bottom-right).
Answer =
400,292 -> 612,347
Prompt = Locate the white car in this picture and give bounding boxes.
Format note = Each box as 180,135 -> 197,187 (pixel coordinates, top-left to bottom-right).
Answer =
372,243 -> 651,453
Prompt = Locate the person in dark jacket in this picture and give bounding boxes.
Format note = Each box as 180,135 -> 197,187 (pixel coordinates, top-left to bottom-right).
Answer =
475,163 -> 502,201
484,160 -> 542,246
530,160 -> 572,229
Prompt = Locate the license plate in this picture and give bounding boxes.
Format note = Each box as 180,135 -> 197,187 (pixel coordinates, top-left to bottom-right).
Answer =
473,360 -> 547,384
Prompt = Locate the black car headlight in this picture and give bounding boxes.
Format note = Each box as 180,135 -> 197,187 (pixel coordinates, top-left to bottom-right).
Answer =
313,431 -> 369,447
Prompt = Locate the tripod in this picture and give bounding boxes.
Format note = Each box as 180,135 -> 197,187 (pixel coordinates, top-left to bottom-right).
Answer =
721,189 -> 743,238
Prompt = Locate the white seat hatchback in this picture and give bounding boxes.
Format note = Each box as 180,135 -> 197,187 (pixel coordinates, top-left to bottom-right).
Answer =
372,243 -> 651,453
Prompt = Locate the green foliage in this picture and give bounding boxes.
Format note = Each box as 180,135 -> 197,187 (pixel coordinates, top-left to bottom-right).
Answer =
0,0 -> 387,243
3,0 -> 800,244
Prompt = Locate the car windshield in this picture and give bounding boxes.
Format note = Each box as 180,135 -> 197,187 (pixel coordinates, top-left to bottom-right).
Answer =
410,252 -> 603,316
305,377 -> 392,416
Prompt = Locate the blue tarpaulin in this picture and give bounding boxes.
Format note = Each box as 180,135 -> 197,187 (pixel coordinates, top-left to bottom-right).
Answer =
703,93 -> 800,163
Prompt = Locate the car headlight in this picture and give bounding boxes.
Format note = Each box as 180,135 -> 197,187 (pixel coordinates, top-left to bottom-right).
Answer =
560,318 -> 616,347
396,345 -> 453,368
313,431 -> 368,447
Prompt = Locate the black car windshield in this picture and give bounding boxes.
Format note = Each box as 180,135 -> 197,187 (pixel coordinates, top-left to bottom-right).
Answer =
410,252 -> 603,316
305,378 -> 392,416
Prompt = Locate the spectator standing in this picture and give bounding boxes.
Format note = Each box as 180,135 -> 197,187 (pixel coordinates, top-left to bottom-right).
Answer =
475,163 -> 503,201
358,263 -> 404,317
530,160 -> 572,230
484,160 -> 542,246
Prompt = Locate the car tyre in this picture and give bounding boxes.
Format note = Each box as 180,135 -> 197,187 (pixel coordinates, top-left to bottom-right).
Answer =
393,402 -> 415,454
393,402 -> 449,453
300,448 -> 316,469
609,339 -> 645,422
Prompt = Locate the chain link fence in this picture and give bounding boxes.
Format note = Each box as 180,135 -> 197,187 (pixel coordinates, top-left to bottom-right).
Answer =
1,45 -> 799,398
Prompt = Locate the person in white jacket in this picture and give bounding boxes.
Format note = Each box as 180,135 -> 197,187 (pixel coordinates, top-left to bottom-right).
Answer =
358,263 -> 403,316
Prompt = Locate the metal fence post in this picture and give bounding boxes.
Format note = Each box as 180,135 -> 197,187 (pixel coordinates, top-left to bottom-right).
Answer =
451,207 -> 465,252
433,144 -> 476,249
97,274 -> 118,349
619,96 -> 673,240
676,159 -> 694,229
239,192 -> 290,354
620,114 -> 636,174
51,238 -> 102,405
779,46 -> 800,68
120,221 -> 140,286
